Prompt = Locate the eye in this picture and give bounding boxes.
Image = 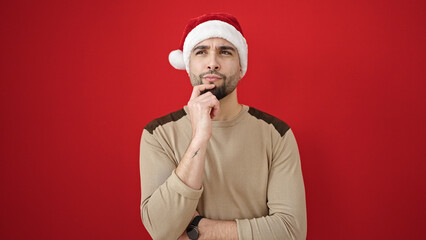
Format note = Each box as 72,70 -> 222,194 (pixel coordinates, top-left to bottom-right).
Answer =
221,50 -> 232,55
195,50 -> 205,55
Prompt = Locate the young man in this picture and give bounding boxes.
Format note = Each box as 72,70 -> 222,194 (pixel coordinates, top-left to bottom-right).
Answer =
140,13 -> 307,240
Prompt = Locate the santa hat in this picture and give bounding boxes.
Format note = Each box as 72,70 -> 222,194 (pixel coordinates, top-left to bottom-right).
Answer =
168,13 -> 248,77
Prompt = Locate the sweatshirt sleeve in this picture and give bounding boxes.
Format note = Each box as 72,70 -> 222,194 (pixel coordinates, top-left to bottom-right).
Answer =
139,129 -> 203,240
235,129 -> 307,240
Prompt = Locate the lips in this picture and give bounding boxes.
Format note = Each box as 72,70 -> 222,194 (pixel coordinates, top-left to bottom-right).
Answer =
203,74 -> 222,82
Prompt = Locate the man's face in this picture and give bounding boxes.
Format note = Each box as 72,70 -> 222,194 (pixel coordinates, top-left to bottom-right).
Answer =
189,38 -> 243,100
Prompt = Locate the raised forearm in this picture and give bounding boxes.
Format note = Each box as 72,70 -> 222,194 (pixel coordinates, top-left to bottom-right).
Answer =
175,137 -> 208,190
176,84 -> 220,190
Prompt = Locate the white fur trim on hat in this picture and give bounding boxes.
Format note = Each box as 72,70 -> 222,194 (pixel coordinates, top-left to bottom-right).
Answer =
168,49 -> 185,70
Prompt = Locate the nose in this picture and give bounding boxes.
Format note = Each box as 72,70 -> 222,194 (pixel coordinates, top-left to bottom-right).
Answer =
207,54 -> 220,71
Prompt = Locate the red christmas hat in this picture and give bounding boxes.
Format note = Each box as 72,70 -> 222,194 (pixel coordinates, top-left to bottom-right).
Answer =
168,13 -> 248,77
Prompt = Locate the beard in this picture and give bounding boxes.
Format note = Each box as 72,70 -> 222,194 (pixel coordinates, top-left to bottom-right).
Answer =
189,70 -> 240,100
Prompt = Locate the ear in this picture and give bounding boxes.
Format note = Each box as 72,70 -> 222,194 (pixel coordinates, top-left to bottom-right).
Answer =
239,68 -> 243,79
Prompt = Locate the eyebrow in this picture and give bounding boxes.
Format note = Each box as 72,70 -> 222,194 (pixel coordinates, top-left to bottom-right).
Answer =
218,46 -> 236,52
192,45 -> 236,52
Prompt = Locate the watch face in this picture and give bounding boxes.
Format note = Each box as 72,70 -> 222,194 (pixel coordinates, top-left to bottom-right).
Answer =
187,227 -> 199,240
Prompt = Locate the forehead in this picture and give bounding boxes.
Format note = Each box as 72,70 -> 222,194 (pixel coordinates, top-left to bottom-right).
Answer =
193,37 -> 236,48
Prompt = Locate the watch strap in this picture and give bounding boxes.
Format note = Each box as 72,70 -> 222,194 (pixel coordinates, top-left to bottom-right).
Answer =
191,215 -> 205,226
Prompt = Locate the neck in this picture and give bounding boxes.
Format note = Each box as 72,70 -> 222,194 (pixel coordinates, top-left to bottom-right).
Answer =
213,88 -> 242,121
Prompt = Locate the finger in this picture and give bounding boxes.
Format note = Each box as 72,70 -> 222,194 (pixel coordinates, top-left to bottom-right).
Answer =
190,84 -> 215,100
197,95 -> 220,110
195,91 -> 214,101
210,99 -> 220,119
197,93 -> 219,107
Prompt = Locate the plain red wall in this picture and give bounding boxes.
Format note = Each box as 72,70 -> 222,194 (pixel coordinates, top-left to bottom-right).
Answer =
1,0 -> 425,239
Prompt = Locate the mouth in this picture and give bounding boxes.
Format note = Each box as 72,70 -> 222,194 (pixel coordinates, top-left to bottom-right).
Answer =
203,74 -> 222,82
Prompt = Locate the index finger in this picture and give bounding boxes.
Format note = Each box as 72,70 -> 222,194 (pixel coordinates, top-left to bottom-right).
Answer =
190,84 -> 216,100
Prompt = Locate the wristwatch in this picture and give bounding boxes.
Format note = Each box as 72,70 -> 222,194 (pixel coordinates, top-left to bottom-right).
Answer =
186,215 -> 205,240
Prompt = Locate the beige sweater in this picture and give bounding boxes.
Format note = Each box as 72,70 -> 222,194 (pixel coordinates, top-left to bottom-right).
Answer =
139,105 -> 307,240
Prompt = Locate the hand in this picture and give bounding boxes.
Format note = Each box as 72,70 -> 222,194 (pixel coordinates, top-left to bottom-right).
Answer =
187,84 -> 220,142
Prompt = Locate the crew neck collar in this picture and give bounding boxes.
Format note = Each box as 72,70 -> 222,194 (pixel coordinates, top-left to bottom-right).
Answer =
183,104 -> 249,128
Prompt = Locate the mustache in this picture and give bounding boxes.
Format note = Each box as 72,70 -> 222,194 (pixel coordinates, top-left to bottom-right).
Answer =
199,70 -> 226,80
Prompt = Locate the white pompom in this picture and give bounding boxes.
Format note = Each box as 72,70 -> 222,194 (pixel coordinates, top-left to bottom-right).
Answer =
168,50 -> 186,70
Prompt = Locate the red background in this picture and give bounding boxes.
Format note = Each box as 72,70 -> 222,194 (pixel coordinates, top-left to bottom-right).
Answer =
1,0 -> 425,239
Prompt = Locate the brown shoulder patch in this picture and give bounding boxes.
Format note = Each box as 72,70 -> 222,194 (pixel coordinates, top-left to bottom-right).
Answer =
248,107 -> 290,137
144,108 -> 187,134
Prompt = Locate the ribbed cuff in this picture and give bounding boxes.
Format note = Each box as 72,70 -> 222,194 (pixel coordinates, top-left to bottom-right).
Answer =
167,170 -> 203,200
